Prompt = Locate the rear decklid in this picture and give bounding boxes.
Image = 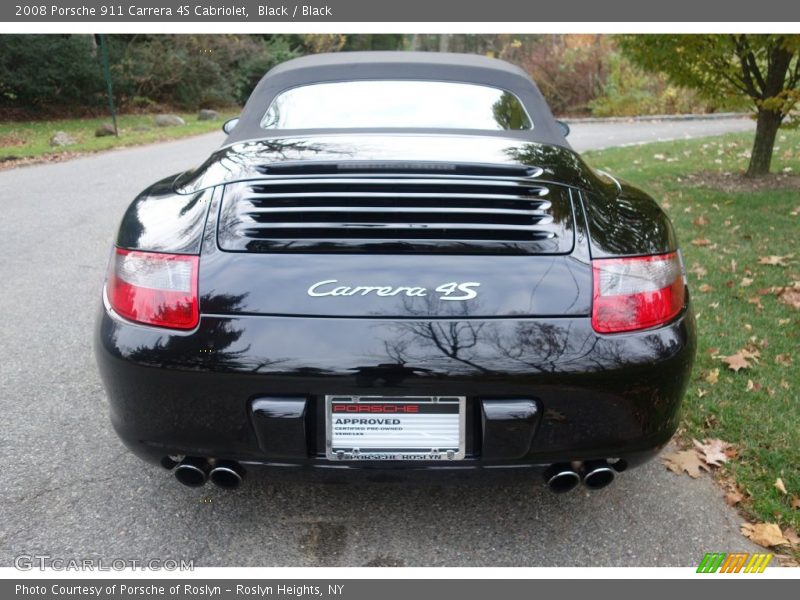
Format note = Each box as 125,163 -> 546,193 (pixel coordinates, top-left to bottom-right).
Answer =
195,135 -> 594,319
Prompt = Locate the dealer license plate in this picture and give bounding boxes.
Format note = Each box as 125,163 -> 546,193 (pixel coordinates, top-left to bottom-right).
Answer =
325,395 -> 466,461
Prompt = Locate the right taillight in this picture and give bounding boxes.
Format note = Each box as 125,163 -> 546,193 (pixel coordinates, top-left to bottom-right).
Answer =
592,251 -> 685,334
106,248 -> 199,330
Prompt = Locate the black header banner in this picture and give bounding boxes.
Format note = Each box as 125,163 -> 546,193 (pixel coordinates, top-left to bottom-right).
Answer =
3,0 -> 800,22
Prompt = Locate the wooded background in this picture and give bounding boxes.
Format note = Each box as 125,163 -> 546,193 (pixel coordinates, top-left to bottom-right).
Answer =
0,34 -> 721,118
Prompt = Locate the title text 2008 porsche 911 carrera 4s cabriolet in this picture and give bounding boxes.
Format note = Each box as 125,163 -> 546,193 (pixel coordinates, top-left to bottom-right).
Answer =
95,52 -> 696,493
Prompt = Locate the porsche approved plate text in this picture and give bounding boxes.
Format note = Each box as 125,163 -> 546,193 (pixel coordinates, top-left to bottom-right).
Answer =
325,396 -> 466,461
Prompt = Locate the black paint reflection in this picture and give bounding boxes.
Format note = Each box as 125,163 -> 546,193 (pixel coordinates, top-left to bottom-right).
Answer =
174,134 -> 616,196
116,178 -> 212,254
582,190 -> 677,257
111,293 -> 284,374
97,308 -> 694,464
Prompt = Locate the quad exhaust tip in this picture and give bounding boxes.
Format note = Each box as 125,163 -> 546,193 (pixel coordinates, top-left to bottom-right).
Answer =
209,460 -> 246,490
544,464 -> 581,494
582,460 -> 615,490
170,457 -> 246,489
174,456 -> 210,487
545,459 -> 621,493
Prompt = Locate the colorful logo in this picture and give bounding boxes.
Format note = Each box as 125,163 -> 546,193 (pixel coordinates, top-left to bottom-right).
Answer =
697,552 -> 773,573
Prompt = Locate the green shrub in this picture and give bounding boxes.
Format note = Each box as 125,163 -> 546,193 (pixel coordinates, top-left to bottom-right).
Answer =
0,35 -> 106,111
589,53 -> 711,117
0,34 -> 301,116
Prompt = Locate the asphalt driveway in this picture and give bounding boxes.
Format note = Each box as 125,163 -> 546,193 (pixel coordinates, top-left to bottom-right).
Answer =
568,115 -> 754,152
0,118 -> 759,567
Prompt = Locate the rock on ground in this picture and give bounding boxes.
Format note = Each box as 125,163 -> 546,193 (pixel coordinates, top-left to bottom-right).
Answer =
95,123 -> 116,137
155,114 -> 186,127
50,131 -> 76,147
197,109 -> 219,121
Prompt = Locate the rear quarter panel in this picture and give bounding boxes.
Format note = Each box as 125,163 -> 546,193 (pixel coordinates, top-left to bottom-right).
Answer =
581,182 -> 678,258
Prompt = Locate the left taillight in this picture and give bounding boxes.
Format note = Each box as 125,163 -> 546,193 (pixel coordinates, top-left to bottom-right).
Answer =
592,251 -> 685,334
106,248 -> 199,330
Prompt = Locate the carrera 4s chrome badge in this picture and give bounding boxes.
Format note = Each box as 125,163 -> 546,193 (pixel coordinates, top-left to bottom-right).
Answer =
307,279 -> 480,301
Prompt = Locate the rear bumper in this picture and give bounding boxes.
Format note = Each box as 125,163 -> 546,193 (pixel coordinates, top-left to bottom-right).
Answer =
95,305 -> 695,471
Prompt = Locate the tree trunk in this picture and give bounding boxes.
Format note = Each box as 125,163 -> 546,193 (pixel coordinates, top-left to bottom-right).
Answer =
746,109 -> 783,177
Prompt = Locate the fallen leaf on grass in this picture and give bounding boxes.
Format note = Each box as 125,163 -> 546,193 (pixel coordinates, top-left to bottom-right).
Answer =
740,523 -> 790,548
725,489 -> 745,506
690,263 -> 707,279
747,296 -> 763,312
785,529 -> 800,547
758,255 -> 793,267
776,554 -> 800,567
740,348 -> 761,361
740,277 -> 754,287
699,283 -> 714,293
721,352 -> 752,372
777,285 -> 800,310
775,353 -> 793,366
775,478 -> 788,495
746,379 -> 761,392
691,238 -> 712,247
791,496 -> 800,510
693,215 -> 709,227
705,368 -> 720,385
693,438 -> 732,467
662,449 -> 709,478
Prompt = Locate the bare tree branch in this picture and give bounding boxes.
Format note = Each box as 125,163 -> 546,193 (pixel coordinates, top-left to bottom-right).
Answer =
731,34 -> 764,98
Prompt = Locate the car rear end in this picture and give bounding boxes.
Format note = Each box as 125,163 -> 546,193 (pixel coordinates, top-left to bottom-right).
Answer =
96,159 -> 695,492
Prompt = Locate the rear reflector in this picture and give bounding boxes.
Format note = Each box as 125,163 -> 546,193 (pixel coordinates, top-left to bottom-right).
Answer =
106,248 -> 199,330
592,252 -> 685,334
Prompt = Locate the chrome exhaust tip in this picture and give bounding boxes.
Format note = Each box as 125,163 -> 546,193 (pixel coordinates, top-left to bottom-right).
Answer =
544,463 -> 581,494
582,460 -> 615,490
209,460 -> 245,490
174,456 -> 210,487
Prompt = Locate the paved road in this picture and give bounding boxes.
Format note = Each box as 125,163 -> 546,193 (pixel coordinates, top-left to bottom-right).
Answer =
569,116 -> 755,152
0,120 -> 759,567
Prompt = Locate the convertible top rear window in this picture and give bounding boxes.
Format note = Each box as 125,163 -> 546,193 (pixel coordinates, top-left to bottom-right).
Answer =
261,80 -> 533,131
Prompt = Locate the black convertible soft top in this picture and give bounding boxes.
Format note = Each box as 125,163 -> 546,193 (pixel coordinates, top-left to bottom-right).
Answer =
224,51 -> 570,149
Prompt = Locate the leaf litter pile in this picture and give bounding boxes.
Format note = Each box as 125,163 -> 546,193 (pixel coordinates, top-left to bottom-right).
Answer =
663,440 -> 799,561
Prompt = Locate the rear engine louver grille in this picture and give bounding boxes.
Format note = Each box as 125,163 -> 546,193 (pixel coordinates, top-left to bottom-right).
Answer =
217,174 -> 575,254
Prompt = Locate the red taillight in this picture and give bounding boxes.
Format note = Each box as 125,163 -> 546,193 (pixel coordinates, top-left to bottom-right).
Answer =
592,251 -> 685,334
106,248 -> 199,330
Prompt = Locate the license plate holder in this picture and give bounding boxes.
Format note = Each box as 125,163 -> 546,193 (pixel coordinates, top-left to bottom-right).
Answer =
325,395 -> 466,461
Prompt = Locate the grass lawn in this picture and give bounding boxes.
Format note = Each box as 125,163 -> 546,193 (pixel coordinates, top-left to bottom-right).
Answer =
585,131 -> 800,539
0,111 -> 238,162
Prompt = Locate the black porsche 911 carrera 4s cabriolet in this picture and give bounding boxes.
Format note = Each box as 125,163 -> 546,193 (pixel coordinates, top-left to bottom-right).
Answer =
95,52 -> 696,492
